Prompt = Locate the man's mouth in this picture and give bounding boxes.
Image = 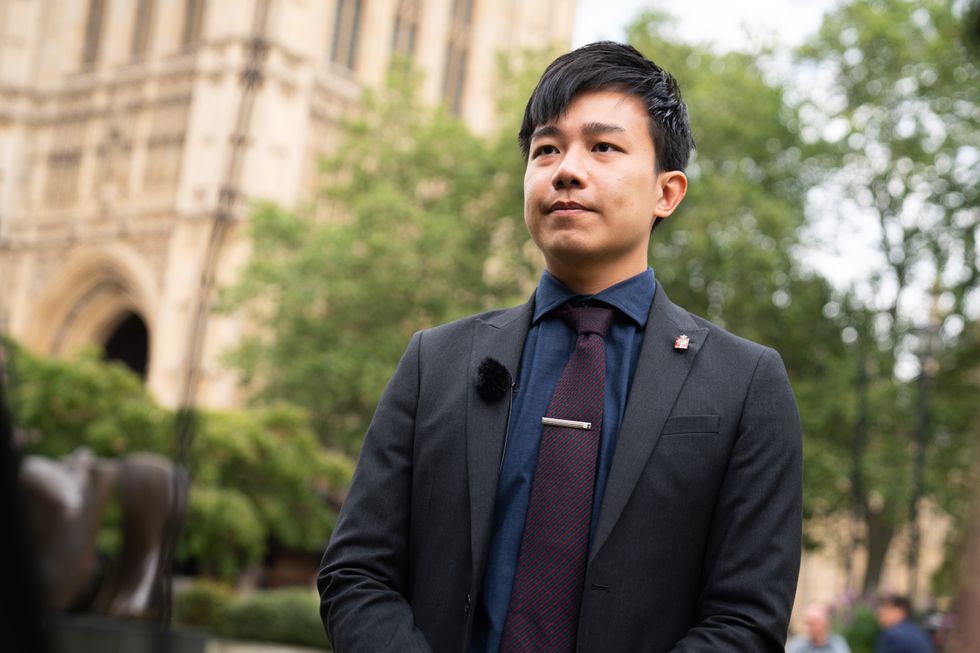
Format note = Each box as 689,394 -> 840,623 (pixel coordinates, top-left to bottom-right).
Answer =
548,201 -> 590,213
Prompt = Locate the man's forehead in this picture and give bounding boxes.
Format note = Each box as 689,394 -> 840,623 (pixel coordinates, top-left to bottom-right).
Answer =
529,90 -> 647,133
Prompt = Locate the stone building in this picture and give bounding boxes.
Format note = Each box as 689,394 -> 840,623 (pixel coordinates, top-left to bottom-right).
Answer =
0,0 -> 576,408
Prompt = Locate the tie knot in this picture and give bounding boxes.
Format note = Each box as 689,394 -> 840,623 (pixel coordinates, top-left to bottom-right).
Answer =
559,304 -> 614,337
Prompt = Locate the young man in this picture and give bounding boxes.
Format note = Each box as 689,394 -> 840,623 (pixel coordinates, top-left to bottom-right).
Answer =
319,42 -> 802,652
874,594 -> 933,653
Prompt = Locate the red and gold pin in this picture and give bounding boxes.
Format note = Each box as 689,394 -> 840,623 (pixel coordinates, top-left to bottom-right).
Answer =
673,334 -> 690,351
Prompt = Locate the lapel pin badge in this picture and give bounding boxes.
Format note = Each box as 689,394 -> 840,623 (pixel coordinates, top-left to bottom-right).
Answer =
673,334 -> 690,351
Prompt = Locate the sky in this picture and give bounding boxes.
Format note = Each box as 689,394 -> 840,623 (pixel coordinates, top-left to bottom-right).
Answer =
573,0 -> 838,51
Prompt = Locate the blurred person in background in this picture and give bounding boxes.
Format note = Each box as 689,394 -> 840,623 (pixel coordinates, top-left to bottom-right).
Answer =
787,602 -> 851,653
875,594 -> 933,653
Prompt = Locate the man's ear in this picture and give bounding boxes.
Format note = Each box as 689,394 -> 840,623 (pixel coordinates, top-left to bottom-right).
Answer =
653,171 -> 688,219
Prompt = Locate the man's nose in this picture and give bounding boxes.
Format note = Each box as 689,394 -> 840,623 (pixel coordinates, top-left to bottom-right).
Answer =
551,148 -> 587,190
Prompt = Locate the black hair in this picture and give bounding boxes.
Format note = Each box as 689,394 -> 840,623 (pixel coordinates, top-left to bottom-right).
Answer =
518,41 -> 695,173
877,594 -> 913,615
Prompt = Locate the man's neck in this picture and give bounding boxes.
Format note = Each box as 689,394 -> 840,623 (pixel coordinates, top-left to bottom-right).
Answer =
545,260 -> 648,296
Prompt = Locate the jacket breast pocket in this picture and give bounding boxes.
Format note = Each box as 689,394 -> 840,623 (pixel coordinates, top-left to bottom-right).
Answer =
660,414 -> 720,436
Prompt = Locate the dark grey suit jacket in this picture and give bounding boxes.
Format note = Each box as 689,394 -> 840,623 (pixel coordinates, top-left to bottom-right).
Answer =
318,283 -> 802,652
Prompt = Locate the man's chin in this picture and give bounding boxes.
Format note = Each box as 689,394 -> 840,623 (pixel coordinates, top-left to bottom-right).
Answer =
536,231 -> 599,258
542,246 -> 599,271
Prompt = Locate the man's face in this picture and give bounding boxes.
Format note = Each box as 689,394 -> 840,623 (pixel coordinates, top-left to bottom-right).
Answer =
804,611 -> 830,645
523,89 -> 686,288
876,603 -> 904,629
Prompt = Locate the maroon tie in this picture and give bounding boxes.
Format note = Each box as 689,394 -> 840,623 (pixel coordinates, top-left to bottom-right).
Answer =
501,304 -> 614,652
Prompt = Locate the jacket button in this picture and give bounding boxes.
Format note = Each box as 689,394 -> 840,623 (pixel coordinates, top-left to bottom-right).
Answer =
464,593 -> 472,614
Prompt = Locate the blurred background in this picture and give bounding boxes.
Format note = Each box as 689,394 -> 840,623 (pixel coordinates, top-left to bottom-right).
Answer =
0,0 -> 977,651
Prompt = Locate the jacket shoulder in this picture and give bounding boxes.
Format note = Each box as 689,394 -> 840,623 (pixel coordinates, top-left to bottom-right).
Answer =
688,311 -> 772,357
655,282 -> 774,360
418,302 -> 529,342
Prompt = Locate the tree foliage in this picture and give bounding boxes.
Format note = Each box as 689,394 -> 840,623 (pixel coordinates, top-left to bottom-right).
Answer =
179,485 -> 266,581
626,14 -> 852,542
182,404 -> 353,578
2,339 -> 354,582
223,67 -> 546,452
3,339 -> 170,458
797,0 -> 980,595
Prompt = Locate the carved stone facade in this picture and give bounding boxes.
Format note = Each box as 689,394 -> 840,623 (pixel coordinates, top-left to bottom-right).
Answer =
0,0 -> 575,408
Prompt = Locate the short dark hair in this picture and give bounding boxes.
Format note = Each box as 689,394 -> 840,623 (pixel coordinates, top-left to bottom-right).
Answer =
518,41 -> 696,173
878,594 -> 912,615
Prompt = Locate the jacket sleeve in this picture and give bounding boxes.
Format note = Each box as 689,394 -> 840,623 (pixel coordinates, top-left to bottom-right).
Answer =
670,347 -> 803,652
317,332 -> 434,653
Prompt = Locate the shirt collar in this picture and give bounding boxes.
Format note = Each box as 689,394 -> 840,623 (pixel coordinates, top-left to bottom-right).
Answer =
533,268 -> 656,327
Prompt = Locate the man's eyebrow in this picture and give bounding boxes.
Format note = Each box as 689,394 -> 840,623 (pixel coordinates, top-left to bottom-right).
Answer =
530,124 -> 561,141
530,121 -> 627,142
582,121 -> 627,136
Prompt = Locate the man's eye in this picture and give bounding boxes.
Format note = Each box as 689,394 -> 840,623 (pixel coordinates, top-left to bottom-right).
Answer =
594,142 -> 618,153
532,144 -> 558,158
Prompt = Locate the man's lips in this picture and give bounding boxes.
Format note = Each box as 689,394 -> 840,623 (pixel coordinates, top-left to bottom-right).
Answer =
547,201 -> 592,213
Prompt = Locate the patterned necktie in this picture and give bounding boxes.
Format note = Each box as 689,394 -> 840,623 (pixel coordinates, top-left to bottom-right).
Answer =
501,304 -> 614,652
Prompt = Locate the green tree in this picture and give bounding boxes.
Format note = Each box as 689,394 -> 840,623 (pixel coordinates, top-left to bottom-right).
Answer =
626,13 -> 853,546
798,0 -> 980,595
171,403 -> 354,580
179,485 -> 266,580
183,404 -> 353,576
224,68 -> 542,452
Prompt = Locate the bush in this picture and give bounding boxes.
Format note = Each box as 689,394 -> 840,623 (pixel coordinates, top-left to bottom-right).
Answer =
173,579 -> 235,629
3,338 -> 356,584
4,339 -> 169,457
189,405 -> 353,553
216,588 -> 329,650
841,603 -> 879,653
178,486 -> 266,581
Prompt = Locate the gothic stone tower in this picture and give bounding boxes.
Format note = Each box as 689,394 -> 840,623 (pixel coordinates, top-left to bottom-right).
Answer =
0,0 -> 575,408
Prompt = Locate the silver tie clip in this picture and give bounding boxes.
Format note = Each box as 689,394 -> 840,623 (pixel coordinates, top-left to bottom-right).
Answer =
541,417 -> 592,430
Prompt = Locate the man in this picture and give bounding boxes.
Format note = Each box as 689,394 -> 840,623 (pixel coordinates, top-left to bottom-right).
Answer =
874,594 -> 933,653
319,42 -> 802,652
787,603 -> 852,653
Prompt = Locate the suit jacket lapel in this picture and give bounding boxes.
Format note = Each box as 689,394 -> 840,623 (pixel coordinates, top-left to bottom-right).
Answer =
590,283 -> 709,561
467,298 -> 534,580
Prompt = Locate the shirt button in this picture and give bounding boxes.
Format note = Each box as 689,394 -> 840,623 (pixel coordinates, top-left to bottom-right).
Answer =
464,593 -> 472,614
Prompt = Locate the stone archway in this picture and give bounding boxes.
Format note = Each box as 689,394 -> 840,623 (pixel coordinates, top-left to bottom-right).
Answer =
102,311 -> 150,379
26,244 -> 159,380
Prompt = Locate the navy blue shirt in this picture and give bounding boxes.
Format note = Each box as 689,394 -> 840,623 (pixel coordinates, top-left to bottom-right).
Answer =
875,620 -> 934,653
470,268 -> 656,653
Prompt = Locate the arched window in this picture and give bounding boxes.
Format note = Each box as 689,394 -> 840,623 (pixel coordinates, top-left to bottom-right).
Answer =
181,0 -> 206,49
331,0 -> 363,70
392,0 -> 420,59
131,0 -> 156,59
103,312 -> 150,379
82,0 -> 106,66
443,0 -> 475,114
